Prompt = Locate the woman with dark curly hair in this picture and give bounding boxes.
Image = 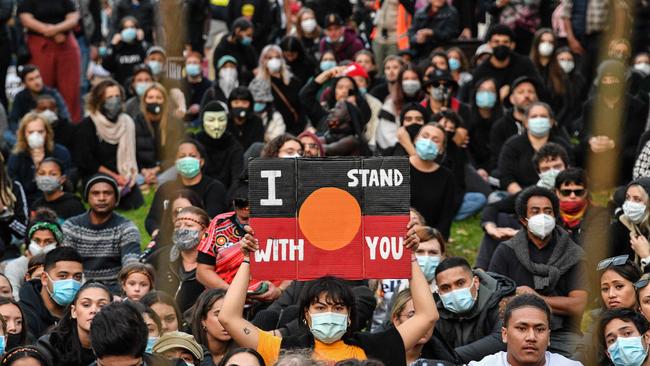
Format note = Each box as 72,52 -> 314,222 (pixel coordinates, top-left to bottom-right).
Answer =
260,134 -> 304,158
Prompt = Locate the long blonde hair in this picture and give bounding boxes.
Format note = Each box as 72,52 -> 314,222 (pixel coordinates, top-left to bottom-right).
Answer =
258,45 -> 292,85
140,82 -> 170,146
14,112 -> 55,154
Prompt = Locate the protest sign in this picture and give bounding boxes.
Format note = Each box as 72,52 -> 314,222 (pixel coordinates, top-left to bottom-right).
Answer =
249,157 -> 411,280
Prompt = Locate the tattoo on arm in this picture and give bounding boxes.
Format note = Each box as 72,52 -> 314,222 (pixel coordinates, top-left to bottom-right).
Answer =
244,327 -> 251,335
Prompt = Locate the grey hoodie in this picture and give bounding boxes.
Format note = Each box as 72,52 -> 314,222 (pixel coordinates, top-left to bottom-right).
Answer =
435,270 -> 516,363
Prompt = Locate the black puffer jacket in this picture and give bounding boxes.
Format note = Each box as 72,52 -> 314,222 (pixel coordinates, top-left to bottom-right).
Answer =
435,270 -> 516,363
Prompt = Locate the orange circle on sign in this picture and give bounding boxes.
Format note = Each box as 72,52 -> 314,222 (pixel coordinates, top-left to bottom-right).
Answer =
298,187 -> 361,251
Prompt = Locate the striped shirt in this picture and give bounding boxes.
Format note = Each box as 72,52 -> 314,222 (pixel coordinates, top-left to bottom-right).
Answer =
62,212 -> 140,288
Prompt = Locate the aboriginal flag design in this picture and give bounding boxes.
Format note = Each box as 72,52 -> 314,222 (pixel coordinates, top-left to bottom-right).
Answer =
249,157 -> 411,280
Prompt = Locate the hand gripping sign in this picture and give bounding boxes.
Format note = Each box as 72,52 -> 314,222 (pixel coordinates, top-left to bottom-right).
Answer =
249,157 -> 411,280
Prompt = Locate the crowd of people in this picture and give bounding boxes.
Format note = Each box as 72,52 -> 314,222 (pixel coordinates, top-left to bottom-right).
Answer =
0,0 -> 648,365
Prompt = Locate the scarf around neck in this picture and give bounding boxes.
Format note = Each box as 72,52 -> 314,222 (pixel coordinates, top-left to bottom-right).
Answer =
504,228 -> 584,292
90,111 -> 139,183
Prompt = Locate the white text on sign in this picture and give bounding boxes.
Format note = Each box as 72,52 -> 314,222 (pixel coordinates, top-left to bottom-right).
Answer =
347,169 -> 404,187
254,236 -> 405,262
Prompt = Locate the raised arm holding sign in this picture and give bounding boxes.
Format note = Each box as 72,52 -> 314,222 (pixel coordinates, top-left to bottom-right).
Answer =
248,157 -> 413,280
218,222 -> 437,366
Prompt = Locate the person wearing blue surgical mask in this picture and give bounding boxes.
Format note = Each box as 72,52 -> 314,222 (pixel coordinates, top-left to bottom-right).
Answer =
435,256 -> 516,363
496,102 -> 573,195
409,123 -> 457,240
142,307 -> 162,354
103,17 -> 146,87
414,226 -> 446,286
468,78 -> 501,179
37,282 -> 112,366
18,247 -> 84,338
601,308 -> 650,366
145,47 -> 167,82
183,52 -> 211,122
447,48 -> 473,90
217,223 -> 438,365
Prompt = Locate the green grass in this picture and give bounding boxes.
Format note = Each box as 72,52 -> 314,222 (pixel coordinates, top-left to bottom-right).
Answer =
448,214 -> 483,265
118,191 -> 155,248
117,191 -> 485,255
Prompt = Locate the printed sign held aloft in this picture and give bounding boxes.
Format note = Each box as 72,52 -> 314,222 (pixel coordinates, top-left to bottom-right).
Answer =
249,157 -> 411,280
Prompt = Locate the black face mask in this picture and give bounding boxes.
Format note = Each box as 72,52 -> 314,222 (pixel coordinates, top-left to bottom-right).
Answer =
231,107 -> 248,120
6,333 -> 22,350
102,97 -> 122,121
405,124 -> 422,140
492,45 -> 511,61
146,102 -> 162,115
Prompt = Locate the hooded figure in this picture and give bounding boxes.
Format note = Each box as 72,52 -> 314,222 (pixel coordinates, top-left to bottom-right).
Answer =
226,86 -> 265,150
194,101 -> 244,190
323,101 -> 372,156
610,178 -> 650,266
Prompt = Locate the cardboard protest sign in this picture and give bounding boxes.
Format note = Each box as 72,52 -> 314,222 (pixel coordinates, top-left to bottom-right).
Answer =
249,157 -> 411,280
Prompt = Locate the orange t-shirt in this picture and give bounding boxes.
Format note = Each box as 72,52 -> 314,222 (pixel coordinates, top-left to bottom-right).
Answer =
257,331 -> 367,366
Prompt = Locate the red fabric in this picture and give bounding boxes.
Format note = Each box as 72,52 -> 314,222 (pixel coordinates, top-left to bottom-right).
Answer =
197,213 -> 279,292
27,34 -> 81,122
344,62 -> 369,80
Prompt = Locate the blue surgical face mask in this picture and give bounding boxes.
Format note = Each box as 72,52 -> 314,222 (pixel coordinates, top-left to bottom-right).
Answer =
309,312 -> 348,344
135,82 -> 151,97
415,139 -> 439,161
99,46 -> 108,57
475,90 -> 497,109
608,336 -> 648,366
359,87 -> 367,95
147,61 -> 162,75
240,35 -> 252,46
121,27 -> 137,43
449,58 -> 461,71
145,336 -> 158,354
527,117 -> 551,137
254,102 -> 267,113
0,335 -> 5,355
320,60 -> 337,72
186,64 -> 201,77
46,273 -> 82,306
440,286 -> 476,314
416,255 -> 440,281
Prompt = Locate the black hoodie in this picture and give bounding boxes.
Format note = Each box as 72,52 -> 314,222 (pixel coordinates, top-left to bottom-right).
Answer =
194,131 -> 244,190
32,192 -> 85,220
18,279 -> 59,338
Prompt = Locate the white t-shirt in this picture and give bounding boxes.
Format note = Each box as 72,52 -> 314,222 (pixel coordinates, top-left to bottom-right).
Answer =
468,351 -> 583,366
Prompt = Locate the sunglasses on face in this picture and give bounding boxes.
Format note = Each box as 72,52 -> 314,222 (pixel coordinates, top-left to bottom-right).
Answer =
559,189 -> 586,197
597,255 -> 629,271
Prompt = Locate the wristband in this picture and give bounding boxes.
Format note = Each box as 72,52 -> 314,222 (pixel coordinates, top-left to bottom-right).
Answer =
242,259 -> 250,264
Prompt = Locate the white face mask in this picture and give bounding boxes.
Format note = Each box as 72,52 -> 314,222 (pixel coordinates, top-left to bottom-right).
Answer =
634,62 -> 650,76
527,213 -> 556,239
29,242 -> 57,256
280,153 -> 301,158
267,57 -> 282,74
623,200 -> 647,224
27,132 -> 45,149
538,42 -> 554,57
559,60 -> 575,73
301,18 -> 317,33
